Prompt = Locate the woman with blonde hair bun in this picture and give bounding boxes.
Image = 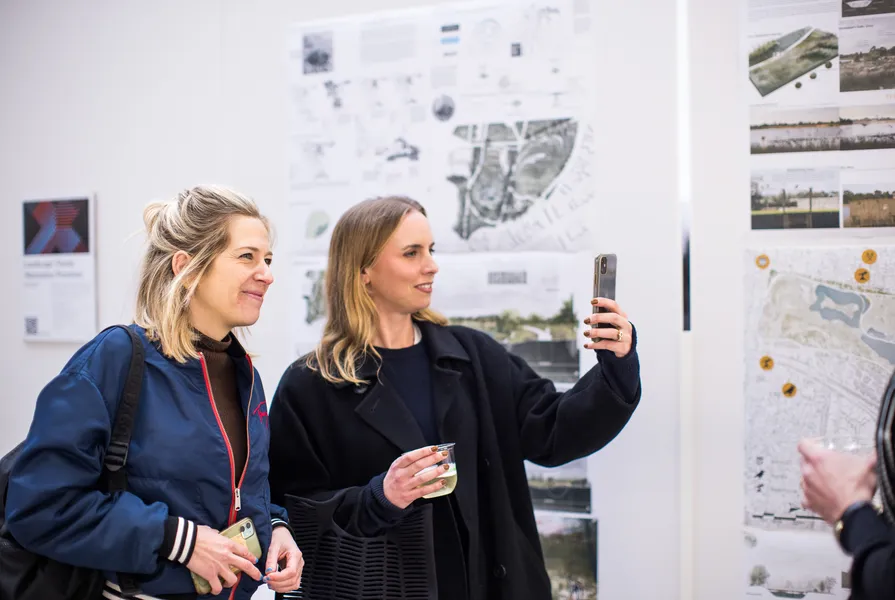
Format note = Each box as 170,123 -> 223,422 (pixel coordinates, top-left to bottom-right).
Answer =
4,185 -> 303,599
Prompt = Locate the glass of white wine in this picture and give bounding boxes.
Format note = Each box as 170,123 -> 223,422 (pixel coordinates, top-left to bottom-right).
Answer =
416,442 -> 457,499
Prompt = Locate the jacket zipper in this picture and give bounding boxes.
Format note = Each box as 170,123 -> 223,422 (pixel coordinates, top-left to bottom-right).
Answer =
199,352 -> 256,599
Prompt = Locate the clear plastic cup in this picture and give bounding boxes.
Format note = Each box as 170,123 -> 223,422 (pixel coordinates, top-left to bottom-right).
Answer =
414,442 -> 457,499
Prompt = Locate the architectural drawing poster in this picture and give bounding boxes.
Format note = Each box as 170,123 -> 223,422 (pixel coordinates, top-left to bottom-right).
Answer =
286,10 -> 602,584
746,0 -> 895,230
21,196 -> 97,343
742,244 -> 895,598
286,0 -> 598,254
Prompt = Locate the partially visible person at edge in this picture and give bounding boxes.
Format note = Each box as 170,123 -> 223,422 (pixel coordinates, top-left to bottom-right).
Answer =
267,195 -> 641,599
799,415 -> 894,598
5,186 -> 303,599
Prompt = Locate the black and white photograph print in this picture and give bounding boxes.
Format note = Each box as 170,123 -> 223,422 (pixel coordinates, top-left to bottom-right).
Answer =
303,32 -> 334,74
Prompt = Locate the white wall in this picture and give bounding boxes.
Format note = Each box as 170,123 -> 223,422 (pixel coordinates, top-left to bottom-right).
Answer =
0,1 -> 682,598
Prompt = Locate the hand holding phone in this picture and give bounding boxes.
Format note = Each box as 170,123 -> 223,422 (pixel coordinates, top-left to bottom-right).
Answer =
189,518 -> 263,595
592,254 -> 617,329
585,254 -> 634,357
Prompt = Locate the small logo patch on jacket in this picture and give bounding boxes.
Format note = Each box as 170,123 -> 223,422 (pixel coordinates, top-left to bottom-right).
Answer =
253,400 -> 269,427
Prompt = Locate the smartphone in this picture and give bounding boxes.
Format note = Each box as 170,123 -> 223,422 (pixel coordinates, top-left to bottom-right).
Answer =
592,254 -> 617,329
191,517 -> 263,595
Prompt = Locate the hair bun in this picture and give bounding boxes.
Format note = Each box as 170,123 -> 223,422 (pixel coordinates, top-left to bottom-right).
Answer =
142,200 -> 173,233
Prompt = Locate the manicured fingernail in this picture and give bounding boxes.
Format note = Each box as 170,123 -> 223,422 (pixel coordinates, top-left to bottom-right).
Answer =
583,317 -> 590,324
442,464 -> 449,470
430,446 -> 438,452
263,576 -> 269,582
592,298 -> 599,305
441,451 -> 448,456
266,568 -> 274,573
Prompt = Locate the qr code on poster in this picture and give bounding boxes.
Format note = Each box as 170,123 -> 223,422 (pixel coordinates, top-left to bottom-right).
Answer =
25,317 -> 38,335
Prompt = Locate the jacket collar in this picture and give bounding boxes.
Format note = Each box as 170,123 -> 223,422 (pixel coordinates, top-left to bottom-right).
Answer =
134,324 -> 249,367
332,319 -> 470,390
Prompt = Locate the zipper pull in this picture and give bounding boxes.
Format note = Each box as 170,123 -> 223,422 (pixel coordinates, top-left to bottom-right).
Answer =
235,488 -> 241,512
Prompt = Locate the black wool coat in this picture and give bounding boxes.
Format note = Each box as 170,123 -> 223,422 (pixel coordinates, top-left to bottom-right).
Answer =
268,321 -> 641,599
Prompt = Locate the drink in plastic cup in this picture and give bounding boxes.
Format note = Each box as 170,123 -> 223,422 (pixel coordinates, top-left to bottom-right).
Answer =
805,435 -> 874,454
415,443 -> 457,499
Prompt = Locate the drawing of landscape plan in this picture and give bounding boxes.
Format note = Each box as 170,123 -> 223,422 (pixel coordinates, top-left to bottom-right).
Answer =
744,245 -> 895,532
432,118 -> 596,253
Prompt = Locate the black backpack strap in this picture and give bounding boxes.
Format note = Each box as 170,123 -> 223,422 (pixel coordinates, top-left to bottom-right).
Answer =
101,325 -> 145,491
99,324 -> 146,598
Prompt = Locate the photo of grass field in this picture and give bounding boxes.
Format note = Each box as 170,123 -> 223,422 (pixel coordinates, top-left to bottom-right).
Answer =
840,105 -> 895,150
843,183 -> 895,227
750,107 -> 840,154
749,27 -> 839,97
840,44 -> 895,91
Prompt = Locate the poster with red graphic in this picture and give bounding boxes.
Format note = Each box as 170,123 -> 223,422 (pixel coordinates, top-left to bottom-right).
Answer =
22,195 -> 97,342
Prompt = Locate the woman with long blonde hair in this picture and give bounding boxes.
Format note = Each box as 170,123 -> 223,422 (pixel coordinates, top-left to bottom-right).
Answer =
5,186 -> 302,600
268,195 -> 642,600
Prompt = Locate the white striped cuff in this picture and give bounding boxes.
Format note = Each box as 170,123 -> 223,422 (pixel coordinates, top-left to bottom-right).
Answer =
103,581 -> 165,600
161,516 -> 197,565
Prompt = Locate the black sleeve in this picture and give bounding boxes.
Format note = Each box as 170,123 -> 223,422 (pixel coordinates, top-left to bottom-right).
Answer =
268,366 -> 410,538
843,505 -> 895,599
499,328 -> 642,467
594,324 -> 641,402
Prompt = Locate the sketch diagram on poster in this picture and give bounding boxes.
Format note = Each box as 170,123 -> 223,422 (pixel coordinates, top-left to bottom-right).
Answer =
446,118 -> 579,244
289,135 -> 353,188
289,79 -> 353,135
743,245 -> 895,533
432,95 -> 456,121
303,32 -> 334,74
290,256 -> 329,356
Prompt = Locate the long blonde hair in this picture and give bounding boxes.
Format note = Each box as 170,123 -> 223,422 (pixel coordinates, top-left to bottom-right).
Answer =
134,185 -> 270,362
308,196 -> 447,385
